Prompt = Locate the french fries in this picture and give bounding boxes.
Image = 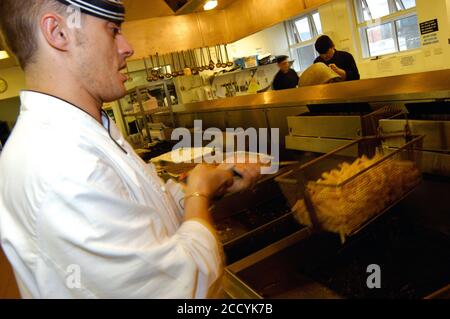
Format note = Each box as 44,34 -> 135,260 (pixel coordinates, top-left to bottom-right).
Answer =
293,153 -> 421,237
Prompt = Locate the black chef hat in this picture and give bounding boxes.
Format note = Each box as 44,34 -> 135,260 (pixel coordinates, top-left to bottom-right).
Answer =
55,0 -> 125,23
276,55 -> 289,64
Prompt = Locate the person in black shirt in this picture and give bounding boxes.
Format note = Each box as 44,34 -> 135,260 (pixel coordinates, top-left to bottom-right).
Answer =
272,55 -> 299,91
314,35 -> 360,81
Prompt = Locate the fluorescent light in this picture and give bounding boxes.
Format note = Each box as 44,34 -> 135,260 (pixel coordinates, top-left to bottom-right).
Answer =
0,50 -> 9,60
203,0 -> 218,11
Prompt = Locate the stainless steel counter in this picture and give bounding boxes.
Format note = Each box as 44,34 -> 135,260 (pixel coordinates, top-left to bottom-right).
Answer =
150,70 -> 450,147
155,69 -> 450,116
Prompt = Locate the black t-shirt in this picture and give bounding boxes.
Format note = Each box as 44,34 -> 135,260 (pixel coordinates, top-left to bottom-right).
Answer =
272,69 -> 299,91
314,50 -> 360,81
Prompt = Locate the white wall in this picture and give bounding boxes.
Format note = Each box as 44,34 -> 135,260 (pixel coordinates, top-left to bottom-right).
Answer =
319,0 -> 450,78
228,23 -> 290,59
226,0 -> 450,79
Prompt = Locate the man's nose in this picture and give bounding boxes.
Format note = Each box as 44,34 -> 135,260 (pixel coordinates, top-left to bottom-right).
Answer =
118,35 -> 134,59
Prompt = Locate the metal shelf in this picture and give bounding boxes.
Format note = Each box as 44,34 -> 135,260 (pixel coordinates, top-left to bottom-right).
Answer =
117,82 -> 176,144
123,107 -> 171,118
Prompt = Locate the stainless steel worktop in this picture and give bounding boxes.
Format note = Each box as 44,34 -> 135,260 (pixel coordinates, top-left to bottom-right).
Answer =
155,69 -> 450,115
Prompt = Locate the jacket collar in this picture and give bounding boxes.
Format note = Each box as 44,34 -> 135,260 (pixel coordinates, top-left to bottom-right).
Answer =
20,90 -> 127,154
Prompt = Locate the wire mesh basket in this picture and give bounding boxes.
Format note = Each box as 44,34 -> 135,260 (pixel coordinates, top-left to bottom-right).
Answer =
275,134 -> 424,242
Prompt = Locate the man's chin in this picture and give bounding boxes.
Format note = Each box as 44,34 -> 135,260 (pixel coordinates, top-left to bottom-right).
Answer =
102,86 -> 127,103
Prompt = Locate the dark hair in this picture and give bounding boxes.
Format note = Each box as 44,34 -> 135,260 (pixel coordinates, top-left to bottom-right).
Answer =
315,35 -> 335,54
0,0 -> 67,69
276,55 -> 289,64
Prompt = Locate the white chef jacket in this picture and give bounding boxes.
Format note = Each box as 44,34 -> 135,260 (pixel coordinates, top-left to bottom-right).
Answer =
0,91 -> 223,299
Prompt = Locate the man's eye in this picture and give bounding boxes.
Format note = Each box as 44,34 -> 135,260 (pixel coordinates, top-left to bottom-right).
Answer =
111,27 -> 121,37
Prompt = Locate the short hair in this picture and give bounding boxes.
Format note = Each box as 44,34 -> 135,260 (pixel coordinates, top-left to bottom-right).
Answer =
276,55 -> 289,64
315,35 -> 335,55
0,0 -> 67,69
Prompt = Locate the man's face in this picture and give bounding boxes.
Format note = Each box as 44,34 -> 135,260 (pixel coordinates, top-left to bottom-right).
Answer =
71,15 -> 134,103
278,60 -> 290,73
320,47 -> 335,62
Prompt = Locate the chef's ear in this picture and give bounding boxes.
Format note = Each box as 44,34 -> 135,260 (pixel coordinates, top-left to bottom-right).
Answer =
40,14 -> 71,52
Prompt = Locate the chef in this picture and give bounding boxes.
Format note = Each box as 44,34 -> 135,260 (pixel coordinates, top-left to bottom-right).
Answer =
272,55 -> 299,91
314,35 -> 360,81
0,0 -> 260,298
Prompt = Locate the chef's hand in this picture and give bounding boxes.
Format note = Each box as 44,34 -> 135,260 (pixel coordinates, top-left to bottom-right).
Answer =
329,64 -> 347,80
183,164 -> 234,225
183,164 -> 260,226
218,163 -> 261,194
186,164 -> 234,199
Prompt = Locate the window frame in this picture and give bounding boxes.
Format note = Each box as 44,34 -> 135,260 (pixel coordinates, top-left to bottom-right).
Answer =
285,10 -> 323,72
353,0 -> 420,58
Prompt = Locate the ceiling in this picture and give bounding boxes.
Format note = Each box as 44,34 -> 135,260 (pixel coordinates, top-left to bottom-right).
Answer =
123,0 -> 239,21
0,0 -> 239,69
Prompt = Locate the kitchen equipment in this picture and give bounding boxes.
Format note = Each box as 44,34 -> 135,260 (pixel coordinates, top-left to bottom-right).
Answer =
150,55 -> 159,78
225,214 -> 450,299
244,55 -> 259,68
181,51 -> 191,76
149,55 -> 159,81
156,53 -> 165,80
219,45 -> 227,68
225,44 -> 234,67
207,47 -> 215,70
196,49 -> 204,72
143,57 -> 152,82
201,47 -> 209,70
286,104 -> 403,154
190,50 -> 199,75
194,49 -> 202,73
177,52 -> 184,76
163,54 -> 172,79
379,102 -> 450,176
276,133 -> 424,242
170,53 -> 178,78
215,45 -> 222,68
300,62 -> 342,87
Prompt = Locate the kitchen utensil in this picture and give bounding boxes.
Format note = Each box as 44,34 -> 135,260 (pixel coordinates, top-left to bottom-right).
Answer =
149,55 -> 158,81
200,48 -> 208,71
225,44 -> 234,67
196,49 -> 204,72
219,44 -> 227,68
207,47 -> 215,70
215,45 -> 222,68
193,49 -> 201,73
171,53 -> 178,77
190,50 -> 198,75
150,55 -> 159,77
143,57 -> 152,82
177,52 -> 184,76
163,54 -> 172,79
182,51 -> 191,76
156,53 -> 165,80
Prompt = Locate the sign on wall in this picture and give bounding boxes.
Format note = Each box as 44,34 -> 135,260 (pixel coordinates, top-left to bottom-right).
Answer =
420,19 -> 440,46
419,19 -> 439,35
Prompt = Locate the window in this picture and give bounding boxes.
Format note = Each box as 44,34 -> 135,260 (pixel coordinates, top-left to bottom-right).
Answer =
354,0 -> 420,57
286,11 -> 323,72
